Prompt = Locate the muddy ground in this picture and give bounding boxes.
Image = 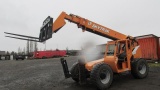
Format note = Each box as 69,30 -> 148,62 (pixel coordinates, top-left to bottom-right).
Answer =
0,56 -> 160,90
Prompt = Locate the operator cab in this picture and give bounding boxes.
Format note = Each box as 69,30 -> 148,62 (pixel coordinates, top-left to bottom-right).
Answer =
106,40 -> 130,62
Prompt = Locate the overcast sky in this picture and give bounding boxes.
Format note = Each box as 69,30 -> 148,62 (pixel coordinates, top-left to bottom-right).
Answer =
0,0 -> 160,52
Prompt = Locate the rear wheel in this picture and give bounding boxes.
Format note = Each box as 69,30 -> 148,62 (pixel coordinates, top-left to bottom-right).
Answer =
90,63 -> 113,90
70,62 -> 79,82
131,59 -> 149,79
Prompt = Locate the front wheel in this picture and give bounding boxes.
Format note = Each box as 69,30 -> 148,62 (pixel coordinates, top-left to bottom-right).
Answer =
131,59 -> 149,79
90,63 -> 113,90
70,62 -> 79,82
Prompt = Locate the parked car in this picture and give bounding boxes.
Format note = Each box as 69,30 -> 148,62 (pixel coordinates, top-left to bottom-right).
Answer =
15,55 -> 25,60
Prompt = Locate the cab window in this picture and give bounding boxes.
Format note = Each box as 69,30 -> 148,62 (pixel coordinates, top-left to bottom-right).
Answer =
107,44 -> 115,56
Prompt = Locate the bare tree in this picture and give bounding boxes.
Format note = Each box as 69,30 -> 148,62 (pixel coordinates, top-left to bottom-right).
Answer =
30,41 -> 33,53
23,47 -> 25,55
66,47 -> 69,53
18,47 -> 20,54
11,51 -> 15,55
34,41 -> 38,52
26,40 -> 29,55
6,51 -> 10,55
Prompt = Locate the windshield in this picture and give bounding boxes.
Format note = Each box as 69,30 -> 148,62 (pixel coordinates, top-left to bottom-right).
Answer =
107,44 -> 115,56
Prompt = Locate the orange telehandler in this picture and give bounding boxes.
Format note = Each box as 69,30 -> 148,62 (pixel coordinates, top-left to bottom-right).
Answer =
39,11 -> 149,89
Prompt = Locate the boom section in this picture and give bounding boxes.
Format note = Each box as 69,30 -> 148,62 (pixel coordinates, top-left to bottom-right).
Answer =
52,12 -> 127,40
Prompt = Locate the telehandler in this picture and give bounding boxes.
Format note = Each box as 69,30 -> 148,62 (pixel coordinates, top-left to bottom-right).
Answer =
7,11 -> 149,90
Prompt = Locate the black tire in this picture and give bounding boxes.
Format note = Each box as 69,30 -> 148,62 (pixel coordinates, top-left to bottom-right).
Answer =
131,59 -> 149,79
70,62 -> 79,82
90,63 -> 113,90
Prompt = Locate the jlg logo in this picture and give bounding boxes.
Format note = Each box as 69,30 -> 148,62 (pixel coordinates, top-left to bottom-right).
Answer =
88,22 -> 109,33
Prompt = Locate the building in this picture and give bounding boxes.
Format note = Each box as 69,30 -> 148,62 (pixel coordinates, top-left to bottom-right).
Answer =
0,51 -> 5,60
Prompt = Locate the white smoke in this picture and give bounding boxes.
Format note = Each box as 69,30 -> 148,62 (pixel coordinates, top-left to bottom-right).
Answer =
78,38 -> 104,62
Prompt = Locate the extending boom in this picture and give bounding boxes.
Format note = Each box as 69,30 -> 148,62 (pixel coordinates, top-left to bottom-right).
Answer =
52,12 -> 127,40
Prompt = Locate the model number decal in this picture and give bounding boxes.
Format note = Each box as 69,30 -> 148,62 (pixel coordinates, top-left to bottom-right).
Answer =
88,22 -> 109,33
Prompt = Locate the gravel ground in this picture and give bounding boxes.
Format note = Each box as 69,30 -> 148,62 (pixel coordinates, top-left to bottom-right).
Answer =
0,56 -> 160,90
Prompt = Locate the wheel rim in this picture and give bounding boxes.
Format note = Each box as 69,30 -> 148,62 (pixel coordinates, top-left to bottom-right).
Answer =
138,63 -> 146,74
99,69 -> 110,84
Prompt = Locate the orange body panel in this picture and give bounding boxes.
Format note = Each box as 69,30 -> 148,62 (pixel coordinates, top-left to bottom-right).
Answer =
85,55 -> 131,73
85,59 -> 104,71
104,56 -> 118,72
